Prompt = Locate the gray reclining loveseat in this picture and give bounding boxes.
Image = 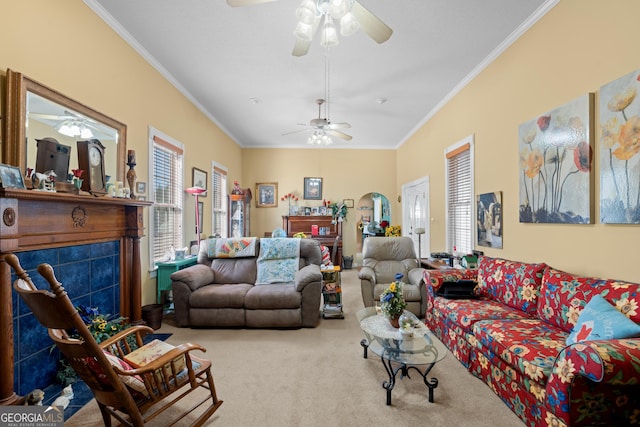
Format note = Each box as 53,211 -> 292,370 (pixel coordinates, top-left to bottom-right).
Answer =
171,237 -> 323,328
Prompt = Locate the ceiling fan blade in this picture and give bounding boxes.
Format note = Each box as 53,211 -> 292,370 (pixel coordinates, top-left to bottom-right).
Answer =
282,128 -> 311,136
226,0 -> 279,7
30,113 -> 72,121
325,122 -> 350,130
352,1 -> 393,44
327,130 -> 352,141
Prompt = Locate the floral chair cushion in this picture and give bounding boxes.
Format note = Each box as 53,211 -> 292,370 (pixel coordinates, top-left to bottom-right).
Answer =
537,267 -> 640,333
476,256 -> 547,314
84,350 -> 147,395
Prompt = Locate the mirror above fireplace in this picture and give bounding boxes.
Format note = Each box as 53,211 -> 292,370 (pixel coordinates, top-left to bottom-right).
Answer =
2,69 -> 126,183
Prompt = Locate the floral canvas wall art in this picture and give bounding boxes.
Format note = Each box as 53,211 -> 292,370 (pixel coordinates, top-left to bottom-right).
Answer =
518,94 -> 594,223
600,69 -> 640,223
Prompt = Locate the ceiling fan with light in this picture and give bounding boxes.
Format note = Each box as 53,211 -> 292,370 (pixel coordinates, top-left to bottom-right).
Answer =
30,110 -> 114,139
283,98 -> 352,145
227,0 -> 393,56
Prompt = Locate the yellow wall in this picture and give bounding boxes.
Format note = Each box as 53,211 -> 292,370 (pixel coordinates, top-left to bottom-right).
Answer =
242,148 -> 398,259
398,0 -> 638,282
0,0 -> 242,304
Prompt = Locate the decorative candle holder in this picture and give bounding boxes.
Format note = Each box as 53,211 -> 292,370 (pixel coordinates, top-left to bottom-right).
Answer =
126,163 -> 136,199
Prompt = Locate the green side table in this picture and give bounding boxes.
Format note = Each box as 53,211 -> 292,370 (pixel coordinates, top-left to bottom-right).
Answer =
156,257 -> 198,307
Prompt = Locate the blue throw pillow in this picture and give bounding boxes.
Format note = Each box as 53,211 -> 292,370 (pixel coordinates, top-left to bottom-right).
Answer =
566,294 -> 640,345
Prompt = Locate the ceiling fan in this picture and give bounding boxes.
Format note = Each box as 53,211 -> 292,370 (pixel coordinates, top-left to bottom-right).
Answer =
283,98 -> 352,145
227,0 -> 393,56
30,110 -> 111,139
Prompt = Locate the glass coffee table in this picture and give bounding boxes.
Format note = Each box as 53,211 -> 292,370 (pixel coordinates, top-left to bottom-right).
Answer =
357,307 -> 447,406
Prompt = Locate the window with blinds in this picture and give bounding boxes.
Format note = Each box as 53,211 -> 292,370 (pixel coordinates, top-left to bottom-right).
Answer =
151,134 -> 183,261
446,137 -> 474,255
212,163 -> 228,238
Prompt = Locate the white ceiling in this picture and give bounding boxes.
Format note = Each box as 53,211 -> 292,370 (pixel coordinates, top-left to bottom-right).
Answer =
86,0 -> 555,150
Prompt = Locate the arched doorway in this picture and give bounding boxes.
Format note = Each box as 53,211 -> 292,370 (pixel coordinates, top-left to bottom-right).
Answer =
354,192 -> 390,266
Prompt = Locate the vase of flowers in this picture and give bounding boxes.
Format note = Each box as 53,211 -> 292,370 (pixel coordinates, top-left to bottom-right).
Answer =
71,169 -> 84,192
379,273 -> 407,328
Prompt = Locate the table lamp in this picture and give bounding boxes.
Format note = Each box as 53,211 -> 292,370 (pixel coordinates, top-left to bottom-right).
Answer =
185,186 -> 206,248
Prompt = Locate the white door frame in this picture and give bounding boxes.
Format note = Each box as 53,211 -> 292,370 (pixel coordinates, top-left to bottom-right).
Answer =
402,176 -> 430,260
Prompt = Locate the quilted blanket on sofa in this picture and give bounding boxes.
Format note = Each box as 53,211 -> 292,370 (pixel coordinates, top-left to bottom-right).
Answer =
206,237 -> 257,258
256,238 -> 300,284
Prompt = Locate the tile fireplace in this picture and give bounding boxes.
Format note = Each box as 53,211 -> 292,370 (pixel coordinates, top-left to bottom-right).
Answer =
0,188 -> 150,405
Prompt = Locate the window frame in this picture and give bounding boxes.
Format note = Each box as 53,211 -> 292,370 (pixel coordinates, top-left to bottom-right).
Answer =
211,162 -> 228,238
148,127 -> 184,266
445,134 -> 475,255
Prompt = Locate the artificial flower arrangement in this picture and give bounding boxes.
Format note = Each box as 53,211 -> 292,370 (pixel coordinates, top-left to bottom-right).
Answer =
71,168 -> 84,190
281,192 -> 299,203
380,273 -> 407,321
328,201 -> 348,223
76,304 -> 130,343
281,192 -> 299,214
56,305 -> 131,385
384,225 -> 401,237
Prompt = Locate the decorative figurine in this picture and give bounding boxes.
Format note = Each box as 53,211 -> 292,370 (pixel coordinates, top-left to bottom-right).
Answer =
52,384 -> 74,409
24,389 -> 44,406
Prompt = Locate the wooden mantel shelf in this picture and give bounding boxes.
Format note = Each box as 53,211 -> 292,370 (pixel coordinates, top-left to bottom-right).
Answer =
0,188 -> 152,252
0,188 -> 152,405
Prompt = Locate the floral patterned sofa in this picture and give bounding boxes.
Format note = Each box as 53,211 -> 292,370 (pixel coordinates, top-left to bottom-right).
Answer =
423,256 -> 640,427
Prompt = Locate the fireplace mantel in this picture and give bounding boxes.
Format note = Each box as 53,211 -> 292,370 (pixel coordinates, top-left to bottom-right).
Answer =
0,188 -> 151,405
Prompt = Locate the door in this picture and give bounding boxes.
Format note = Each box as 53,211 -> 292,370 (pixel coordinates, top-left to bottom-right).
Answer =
402,177 -> 430,259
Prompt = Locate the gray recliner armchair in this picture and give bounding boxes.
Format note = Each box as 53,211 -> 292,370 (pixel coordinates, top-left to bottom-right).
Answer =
358,236 -> 426,317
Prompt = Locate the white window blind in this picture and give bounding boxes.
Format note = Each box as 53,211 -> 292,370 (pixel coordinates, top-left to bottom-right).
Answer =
151,135 -> 183,261
446,140 -> 473,255
212,164 -> 228,238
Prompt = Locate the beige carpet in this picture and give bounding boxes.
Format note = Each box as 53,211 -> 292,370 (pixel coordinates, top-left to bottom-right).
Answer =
66,269 -> 523,426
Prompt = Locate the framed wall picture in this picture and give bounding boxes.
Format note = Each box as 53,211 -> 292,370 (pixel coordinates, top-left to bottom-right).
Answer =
256,182 -> 278,208
136,181 -> 146,194
343,198 -> 354,208
303,177 -> 322,200
477,191 -> 503,249
192,167 -> 207,197
0,163 -> 26,189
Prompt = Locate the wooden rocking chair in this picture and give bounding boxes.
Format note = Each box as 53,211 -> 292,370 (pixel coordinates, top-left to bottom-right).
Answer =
5,254 -> 222,426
